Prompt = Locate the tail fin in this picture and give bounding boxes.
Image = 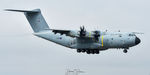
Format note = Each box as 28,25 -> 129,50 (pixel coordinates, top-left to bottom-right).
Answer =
5,9 -> 50,32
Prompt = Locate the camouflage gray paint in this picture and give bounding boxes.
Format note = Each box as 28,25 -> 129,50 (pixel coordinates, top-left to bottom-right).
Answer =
6,9 -> 141,54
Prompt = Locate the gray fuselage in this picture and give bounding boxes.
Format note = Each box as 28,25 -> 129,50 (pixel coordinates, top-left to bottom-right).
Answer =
34,30 -> 140,51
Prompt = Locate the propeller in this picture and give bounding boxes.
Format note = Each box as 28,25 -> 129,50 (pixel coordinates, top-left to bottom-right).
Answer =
93,30 -> 100,41
79,26 -> 86,37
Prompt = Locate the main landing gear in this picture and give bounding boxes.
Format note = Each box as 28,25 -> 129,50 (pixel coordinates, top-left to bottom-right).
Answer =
77,49 -> 100,54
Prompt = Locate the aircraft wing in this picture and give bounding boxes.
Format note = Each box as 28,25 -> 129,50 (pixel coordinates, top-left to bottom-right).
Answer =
51,29 -> 91,38
51,29 -> 74,37
50,29 -> 99,42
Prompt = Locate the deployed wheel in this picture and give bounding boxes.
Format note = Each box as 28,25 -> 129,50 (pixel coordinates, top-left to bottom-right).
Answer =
91,50 -> 95,54
86,50 -> 90,54
96,50 -> 100,54
123,49 -> 128,53
93,50 -> 99,54
81,49 -> 86,53
77,49 -> 81,53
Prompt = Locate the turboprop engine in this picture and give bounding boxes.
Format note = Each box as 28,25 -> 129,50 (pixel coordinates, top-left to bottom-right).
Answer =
68,26 -> 101,41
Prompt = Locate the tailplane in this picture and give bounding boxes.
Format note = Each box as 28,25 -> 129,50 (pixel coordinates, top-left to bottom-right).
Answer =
5,9 -> 50,32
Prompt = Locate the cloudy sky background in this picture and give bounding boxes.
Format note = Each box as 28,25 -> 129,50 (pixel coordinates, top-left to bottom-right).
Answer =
0,0 -> 149,75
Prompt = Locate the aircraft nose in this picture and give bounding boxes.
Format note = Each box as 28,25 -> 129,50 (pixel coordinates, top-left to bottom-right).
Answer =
135,37 -> 141,45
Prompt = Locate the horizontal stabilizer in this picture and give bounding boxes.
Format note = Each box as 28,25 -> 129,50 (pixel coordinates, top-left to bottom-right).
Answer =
5,9 -> 40,13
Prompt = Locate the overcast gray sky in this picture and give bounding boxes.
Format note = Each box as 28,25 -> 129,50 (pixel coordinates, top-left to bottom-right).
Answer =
0,0 -> 149,75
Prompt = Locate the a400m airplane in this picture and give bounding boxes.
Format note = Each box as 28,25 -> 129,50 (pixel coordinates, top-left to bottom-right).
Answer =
6,9 -> 141,54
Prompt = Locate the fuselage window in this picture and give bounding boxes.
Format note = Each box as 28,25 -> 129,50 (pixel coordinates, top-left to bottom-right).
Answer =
119,34 -> 122,37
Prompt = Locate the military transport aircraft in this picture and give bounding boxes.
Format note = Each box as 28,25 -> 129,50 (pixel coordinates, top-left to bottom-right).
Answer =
5,9 -> 141,54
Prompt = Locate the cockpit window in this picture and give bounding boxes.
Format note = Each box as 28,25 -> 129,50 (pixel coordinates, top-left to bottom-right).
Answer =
129,34 -> 135,36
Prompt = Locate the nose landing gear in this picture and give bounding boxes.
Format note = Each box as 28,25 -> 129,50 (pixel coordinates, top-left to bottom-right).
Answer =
123,48 -> 128,53
123,49 -> 128,53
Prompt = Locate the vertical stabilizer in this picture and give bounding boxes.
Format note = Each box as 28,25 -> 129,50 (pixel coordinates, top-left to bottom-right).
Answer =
5,9 -> 50,32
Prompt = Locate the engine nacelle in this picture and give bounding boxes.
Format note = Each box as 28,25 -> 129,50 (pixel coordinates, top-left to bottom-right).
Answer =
69,30 -> 101,40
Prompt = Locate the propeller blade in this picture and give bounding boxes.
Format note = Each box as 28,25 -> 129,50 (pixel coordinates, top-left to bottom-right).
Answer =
79,26 -> 86,37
